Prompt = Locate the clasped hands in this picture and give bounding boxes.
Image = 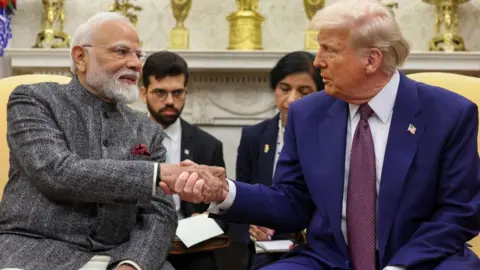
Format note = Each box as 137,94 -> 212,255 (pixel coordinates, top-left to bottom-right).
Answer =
159,160 -> 228,204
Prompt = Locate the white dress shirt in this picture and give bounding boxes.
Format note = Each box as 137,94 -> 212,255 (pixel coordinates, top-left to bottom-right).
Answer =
273,117 -> 285,178
161,118 -> 184,220
210,71 -> 405,270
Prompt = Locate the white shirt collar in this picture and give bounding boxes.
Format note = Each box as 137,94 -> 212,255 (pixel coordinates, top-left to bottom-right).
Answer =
348,69 -> 400,124
164,117 -> 182,142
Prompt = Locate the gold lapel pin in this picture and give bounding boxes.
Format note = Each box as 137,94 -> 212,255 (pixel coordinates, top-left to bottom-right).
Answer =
264,144 -> 269,153
408,124 -> 416,135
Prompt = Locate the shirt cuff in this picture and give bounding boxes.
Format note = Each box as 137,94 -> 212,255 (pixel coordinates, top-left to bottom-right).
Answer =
208,179 -> 236,214
152,163 -> 158,196
383,266 -> 406,270
117,260 -> 142,270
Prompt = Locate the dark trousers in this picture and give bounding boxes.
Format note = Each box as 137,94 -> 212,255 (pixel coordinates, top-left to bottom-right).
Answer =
168,251 -> 218,270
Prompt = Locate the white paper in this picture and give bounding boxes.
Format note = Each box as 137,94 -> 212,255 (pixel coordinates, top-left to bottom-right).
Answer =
175,214 -> 224,248
254,240 -> 293,253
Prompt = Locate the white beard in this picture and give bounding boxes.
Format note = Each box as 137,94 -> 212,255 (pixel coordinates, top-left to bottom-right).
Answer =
86,61 -> 139,104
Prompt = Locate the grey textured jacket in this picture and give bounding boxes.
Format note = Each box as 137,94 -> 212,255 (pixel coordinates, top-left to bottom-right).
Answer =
0,76 -> 177,270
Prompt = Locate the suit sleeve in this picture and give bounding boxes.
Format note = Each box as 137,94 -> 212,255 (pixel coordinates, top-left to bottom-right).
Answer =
7,84 -> 160,205
108,187 -> 178,270
236,128 -> 254,184
389,102 -> 480,267
214,107 -> 314,232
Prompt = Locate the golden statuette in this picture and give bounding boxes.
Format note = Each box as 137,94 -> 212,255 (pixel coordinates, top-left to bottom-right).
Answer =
303,0 -> 325,51
169,0 -> 192,49
33,0 -> 70,49
424,0 -> 468,52
227,0 -> 265,50
110,0 -> 142,26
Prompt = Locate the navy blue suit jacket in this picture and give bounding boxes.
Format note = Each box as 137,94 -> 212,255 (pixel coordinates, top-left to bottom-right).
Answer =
217,73 -> 480,269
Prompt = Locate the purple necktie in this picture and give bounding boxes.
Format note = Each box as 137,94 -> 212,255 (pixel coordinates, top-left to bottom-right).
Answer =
347,104 -> 377,270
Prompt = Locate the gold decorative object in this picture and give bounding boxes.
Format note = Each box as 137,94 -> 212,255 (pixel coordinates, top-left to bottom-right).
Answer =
33,0 -> 70,49
424,0 -> 468,52
303,0 -> 325,51
169,0 -> 192,49
227,0 -> 265,50
110,0 -> 142,26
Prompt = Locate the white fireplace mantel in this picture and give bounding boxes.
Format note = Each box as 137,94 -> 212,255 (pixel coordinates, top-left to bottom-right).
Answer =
5,48 -> 480,74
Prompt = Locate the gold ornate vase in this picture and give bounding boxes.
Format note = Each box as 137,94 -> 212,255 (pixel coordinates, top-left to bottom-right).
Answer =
303,0 -> 325,51
227,0 -> 265,50
169,0 -> 192,49
424,0 -> 468,52
33,0 -> 70,49
110,0 -> 142,26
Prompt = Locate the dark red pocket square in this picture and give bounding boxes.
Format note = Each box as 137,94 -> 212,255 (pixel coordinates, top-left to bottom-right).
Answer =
131,144 -> 151,156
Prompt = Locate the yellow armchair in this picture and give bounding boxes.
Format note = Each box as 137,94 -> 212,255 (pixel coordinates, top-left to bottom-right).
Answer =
407,72 -> 480,256
0,74 -> 71,199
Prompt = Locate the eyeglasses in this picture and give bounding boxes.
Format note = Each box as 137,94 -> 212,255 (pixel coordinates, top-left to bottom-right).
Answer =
82,44 -> 146,61
149,89 -> 186,101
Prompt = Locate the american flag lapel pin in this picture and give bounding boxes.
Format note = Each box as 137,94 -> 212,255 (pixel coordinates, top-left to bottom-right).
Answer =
408,124 -> 416,135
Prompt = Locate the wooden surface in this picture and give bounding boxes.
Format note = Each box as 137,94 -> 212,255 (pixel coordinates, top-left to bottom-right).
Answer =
170,235 -> 230,255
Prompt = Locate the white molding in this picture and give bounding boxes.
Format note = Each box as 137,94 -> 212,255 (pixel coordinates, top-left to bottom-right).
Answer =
5,48 -> 480,73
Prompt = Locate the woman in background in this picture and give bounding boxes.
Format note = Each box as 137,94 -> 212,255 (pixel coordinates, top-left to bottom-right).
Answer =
235,51 -> 324,270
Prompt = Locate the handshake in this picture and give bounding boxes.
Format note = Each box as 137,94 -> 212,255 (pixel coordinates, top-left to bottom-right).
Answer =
158,160 -> 228,204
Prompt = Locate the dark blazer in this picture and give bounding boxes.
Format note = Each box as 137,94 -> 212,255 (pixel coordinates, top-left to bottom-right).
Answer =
168,119 -> 227,270
179,119 -> 226,227
216,73 -> 480,269
236,114 -> 280,187
0,77 -> 176,270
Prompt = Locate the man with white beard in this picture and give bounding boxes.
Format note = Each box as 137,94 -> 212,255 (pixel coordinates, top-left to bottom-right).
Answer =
0,12 -> 179,270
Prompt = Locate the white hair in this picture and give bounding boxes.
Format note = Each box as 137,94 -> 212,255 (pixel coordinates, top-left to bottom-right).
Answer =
69,12 -> 134,73
309,0 -> 410,74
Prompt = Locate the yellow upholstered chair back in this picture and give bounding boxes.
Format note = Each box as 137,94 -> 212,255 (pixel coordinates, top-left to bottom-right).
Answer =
0,74 -> 71,199
407,72 -> 480,256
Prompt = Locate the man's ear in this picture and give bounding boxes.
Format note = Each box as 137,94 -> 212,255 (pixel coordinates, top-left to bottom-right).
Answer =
71,45 -> 87,73
140,86 -> 147,104
365,48 -> 383,75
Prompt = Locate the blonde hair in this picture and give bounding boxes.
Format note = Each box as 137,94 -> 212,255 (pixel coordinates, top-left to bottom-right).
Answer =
309,0 -> 410,74
69,12 -> 134,73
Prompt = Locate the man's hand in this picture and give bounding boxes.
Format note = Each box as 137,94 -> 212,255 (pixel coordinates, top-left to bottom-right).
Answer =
115,264 -> 136,270
158,160 -> 228,204
249,225 -> 274,241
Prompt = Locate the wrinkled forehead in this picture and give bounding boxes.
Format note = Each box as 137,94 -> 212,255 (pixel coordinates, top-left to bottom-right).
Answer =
91,20 -> 141,49
318,28 -> 351,46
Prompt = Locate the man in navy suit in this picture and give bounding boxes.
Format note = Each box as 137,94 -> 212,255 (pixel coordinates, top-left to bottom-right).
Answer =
161,0 -> 480,269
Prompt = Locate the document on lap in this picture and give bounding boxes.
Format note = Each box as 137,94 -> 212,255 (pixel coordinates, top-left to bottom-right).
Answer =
175,213 -> 224,248
254,240 -> 293,254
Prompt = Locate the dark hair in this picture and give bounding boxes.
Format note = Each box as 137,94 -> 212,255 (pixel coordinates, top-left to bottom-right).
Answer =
269,51 -> 324,91
142,51 -> 189,88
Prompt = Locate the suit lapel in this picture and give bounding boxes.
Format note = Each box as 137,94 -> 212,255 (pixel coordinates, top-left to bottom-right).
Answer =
378,74 -> 424,260
258,114 -> 280,185
180,119 -> 195,162
316,100 -> 349,257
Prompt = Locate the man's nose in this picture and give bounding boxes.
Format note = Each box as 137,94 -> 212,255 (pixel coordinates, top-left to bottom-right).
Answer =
125,55 -> 142,73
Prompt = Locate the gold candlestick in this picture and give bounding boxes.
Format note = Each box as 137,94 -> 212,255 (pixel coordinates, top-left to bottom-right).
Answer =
227,0 -> 265,50
33,0 -> 70,49
424,0 -> 468,52
110,0 -> 142,26
169,0 -> 192,49
303,0 -> 325,51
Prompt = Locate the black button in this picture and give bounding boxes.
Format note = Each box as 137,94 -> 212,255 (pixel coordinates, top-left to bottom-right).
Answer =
103,112 -> 109,119
102,139 -> 109,147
